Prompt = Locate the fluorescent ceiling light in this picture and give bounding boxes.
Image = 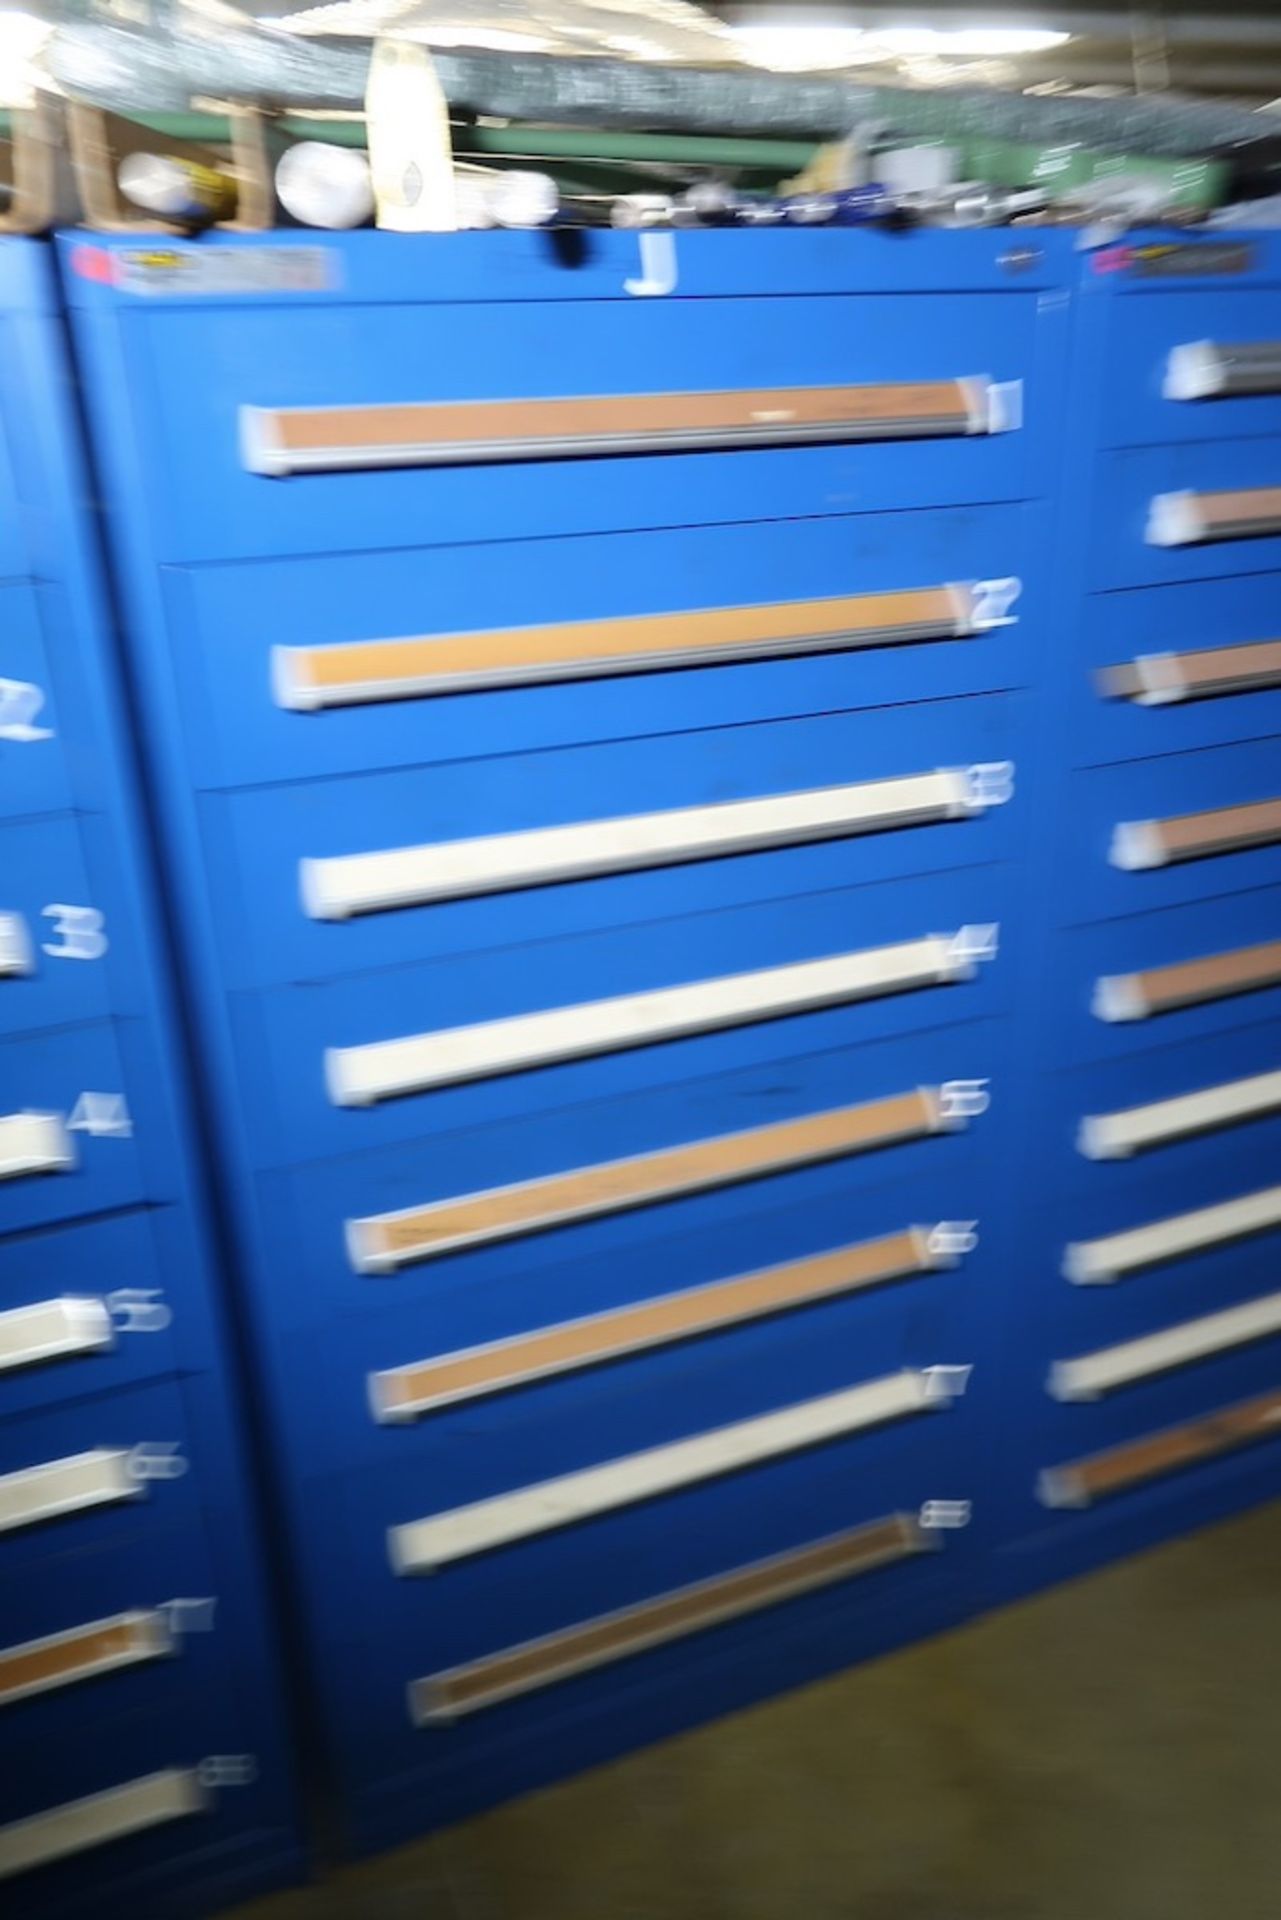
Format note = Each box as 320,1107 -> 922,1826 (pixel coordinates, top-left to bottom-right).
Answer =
869,26 -> 1070,55
730,21 -> 1069,68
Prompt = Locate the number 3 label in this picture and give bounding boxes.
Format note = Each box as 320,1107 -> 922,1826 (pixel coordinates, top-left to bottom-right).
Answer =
42,904 -> 108,960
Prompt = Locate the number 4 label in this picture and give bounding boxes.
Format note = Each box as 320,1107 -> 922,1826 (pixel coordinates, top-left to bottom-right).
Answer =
67,1093 -> 132,1139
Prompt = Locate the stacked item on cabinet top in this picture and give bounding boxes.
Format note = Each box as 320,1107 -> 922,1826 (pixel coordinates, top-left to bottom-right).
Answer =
995,234 -> 1281,1604
59,225 -> 1071,1852
0,239 -> 299,1919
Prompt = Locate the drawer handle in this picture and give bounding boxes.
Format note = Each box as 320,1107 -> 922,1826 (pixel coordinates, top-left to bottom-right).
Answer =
388,1367 -> 959,1573
0,1112 -> 75,1184
1079,1065 -> 1281,1160
241,378 -> 1005,477
1039,1385 -> 1281,1510
0,1447 -> 137,1536
1063,1181 -> 1281,1284
0,913 -> 32,978
0,1610 -> 174,1710
1049,1288 -> 1281,1401
0,1296 -> 112,1374
1111,796 -> 1281,870
1097,639 -> 1281,706
370,1225 -> 953,1421
0,1769 -> 207,1881
1093,937 -> 1281,1022
302,768 -> 987,919
272,579 -> 1012,712
411,1512 -> 930,1724
326,931 -> 984,1106
348,1084 -> 964,1273
1148,485 -> 1281,547
1165,340 -> 1281,401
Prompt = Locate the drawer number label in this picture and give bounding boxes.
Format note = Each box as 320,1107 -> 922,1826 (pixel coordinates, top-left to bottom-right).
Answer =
948,924 -> 1000,966
971,577 -> 1022,627
199,1754 -> 258,1788
159,1597 -> 218,1634
108,1287 -> 172,1334
939,1079 -> 991,1121
42,904 -> 108,961
919,1500 -> 972,1530
0,677 -> 53,742
127,1441 -> 188,1482
67,1092 -> 132,1139
928,1222 -> 980,1258
963,762 -> 1015,808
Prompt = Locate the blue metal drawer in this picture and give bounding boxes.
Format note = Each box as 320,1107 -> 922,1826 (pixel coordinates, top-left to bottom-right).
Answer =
0,367 -> 24,583
308,1449 -> 972,1846
0,1507 -> 216,1737
1042,886 -> 1281,1068
0,1025 -> 143,1236
264,1146 -> 994,1478
1044,1124 -> 1281,1311
0,588 -> 70,824
1056,737 -> 1281,925
0,818 -> 112,1040
1095,287 -> 1281,449
258,1016 -> 1007,1333
226,863 -> 1014,1170
0,1687 -> 278,1916
1047,1020 -> 1281,1205
0,1213 -> 183,1422
1004,1336 -> 1281,1601
1066,573 -> 1281,767
120,289 -> 1038,564
1088,439 -> 1281,591
208,694 -> 1024,992
0,1378 -> 204,1583
309,1366 -> 976,1656
165,504 -> 1038,792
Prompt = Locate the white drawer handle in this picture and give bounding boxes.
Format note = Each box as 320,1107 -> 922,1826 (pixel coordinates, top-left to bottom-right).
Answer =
1097,640 -> 1281,707
0,1610 -> 174,1709
0,1769 -> 207,1881
0,913 -> 32,978
1049,1288 -> 1281,1400
1111,796 -> 1281,870
1148,486 -> 1281,548
1079,1066 -> 1281,1160
1165,340 -> 1281,401
0,1447 -> 138,1535
349,1084 -> 966,1273
242,378 -> 1004,477
412,1512 -> 930,1724
371,1225 -> 952,1421
0,1112 -> 75,1184
1063,1181 -> 1281,1284
326,932 -> 984,1106
0,1297 -> 112,1374
303,769 -> 987,919
389,1368 -> 959,1573
1039,1385 -> 1281,1509
272,580 -> 1009,712
1094,937 -> 1281,1022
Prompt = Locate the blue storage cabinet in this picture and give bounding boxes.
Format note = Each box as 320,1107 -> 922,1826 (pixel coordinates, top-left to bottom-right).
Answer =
992,235 -> 1281,1604
59,227 -> 1071,1852
0,240 -> 299,1915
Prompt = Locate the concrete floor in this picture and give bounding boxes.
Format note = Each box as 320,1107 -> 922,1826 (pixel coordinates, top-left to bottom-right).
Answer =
231,1500 -> 1281,1920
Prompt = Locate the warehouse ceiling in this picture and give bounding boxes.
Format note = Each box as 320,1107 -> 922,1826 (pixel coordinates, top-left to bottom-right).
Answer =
711,6 -> 1281,100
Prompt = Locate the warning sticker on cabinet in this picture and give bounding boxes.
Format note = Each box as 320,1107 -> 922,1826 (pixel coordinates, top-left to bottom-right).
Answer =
111,247 -> 337,296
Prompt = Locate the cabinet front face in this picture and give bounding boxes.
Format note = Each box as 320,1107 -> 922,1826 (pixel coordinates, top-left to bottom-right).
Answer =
0,240 -> 297,1916
988,241 -> 1281,1607
60,225 -> 1071,1849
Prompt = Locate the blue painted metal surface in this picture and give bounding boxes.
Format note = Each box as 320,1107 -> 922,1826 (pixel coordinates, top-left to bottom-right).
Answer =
989,233 -> 1281,1608
56,224 -> 1076,1854
0,240 -> 299,1916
